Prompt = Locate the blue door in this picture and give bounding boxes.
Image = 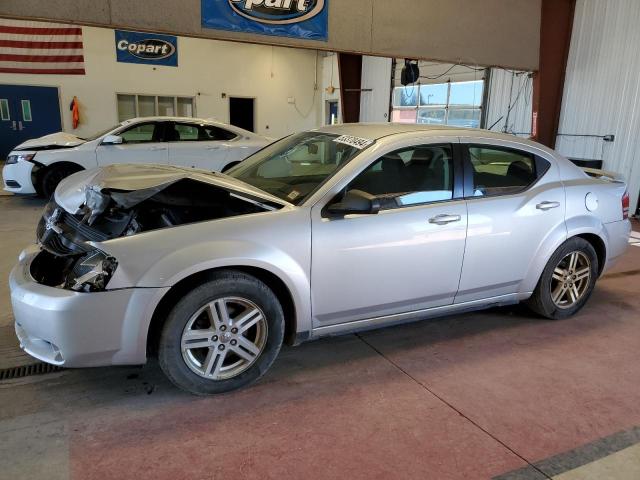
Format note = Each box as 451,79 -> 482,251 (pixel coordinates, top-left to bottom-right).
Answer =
0,85 -> 62,160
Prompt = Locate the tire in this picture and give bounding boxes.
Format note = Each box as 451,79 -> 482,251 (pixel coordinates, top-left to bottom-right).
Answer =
221,161 -> 240,173
527,237 -> 599,320
39,164 -> 82,199
158,270 -> 284,395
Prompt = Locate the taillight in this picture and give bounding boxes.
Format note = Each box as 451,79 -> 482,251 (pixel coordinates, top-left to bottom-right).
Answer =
622,190 -> 630,219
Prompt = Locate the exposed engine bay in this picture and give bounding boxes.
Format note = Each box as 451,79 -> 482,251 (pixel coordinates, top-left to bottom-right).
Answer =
32,171 -> 281,292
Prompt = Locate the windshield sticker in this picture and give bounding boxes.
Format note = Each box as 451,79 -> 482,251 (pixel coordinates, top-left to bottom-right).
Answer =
287,190 -> 301,201
333,135 -> 374,150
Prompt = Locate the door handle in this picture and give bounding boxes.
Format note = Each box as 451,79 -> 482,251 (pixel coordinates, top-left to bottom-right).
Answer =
429,214 -> 461,225
207,146 -> 221,150
536,201 -> 560,211
18,121 -> 24,131
11,121 -> 16,131
150,146 -> 167,151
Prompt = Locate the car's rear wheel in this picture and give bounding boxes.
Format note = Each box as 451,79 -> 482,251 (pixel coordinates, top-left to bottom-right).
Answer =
158,270 -> 284,395
39,164 -> 82,198
527,237 -> 599,319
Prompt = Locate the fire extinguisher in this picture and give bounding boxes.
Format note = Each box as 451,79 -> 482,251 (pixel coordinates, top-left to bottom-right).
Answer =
70,96 -> 80,129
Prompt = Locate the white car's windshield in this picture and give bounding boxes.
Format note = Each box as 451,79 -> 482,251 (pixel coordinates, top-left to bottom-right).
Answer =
228,132 -> 369,205
80,124 -> 123,141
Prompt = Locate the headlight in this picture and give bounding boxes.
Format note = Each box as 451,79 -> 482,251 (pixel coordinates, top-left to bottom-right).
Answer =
65,250 -> 118,292
41,200 -> 58,220
37,201 -> 63,245
6,153 -> 36,165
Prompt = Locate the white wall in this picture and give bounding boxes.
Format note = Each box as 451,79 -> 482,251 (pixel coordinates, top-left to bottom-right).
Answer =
556,0 -> 640,211
484,68 -> 533,136
0,25 -> 323,139
321,53 -> 341,124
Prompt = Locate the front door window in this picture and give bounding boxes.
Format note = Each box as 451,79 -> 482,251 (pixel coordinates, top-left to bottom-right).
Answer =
119,123 -> 162,143
348,144 -> 454,208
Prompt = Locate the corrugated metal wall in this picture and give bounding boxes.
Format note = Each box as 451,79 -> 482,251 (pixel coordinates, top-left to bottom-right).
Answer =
557,0 -> 640,211
484,68 -> 533,137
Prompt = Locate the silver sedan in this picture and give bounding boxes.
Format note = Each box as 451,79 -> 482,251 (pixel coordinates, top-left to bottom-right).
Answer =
10,124 -> 631,394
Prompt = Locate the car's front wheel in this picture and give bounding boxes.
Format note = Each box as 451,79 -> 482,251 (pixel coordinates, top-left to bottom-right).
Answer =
39,164 -> 82,198
158,270 -> 284,395
527,237 -> 599,319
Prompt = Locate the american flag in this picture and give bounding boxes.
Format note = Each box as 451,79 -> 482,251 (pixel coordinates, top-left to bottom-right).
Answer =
0,18 -> 85,75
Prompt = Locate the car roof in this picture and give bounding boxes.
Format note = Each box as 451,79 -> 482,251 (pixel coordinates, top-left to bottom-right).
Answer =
314,123 -> 547,150
123,116 -> 231,127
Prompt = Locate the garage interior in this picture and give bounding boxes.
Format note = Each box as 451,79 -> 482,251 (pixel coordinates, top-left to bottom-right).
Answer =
1,0 -> 640,478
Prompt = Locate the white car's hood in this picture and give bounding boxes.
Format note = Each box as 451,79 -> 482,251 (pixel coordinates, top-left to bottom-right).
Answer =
14,131 -> 85,151
54,163 -> 286,214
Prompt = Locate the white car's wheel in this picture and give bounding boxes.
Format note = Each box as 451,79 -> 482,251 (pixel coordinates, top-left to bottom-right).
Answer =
39,164 -> 82,198
158,270 -> 284,395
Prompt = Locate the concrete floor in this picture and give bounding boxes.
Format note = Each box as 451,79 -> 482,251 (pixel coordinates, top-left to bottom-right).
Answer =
1,193 -> 640,479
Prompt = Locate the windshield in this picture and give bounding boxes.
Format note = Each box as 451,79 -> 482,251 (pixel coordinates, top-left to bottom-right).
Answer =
227,132 -> 369,205
81,124 -> 122,141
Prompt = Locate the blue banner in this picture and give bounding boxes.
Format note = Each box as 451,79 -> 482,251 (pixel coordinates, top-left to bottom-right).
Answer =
201,0 -> 328,41
115,30 -> 179,67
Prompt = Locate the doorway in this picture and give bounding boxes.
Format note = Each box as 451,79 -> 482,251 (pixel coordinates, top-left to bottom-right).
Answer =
326,100 -> 339,125
229,97 -> 255,133
0,85 -> 62,160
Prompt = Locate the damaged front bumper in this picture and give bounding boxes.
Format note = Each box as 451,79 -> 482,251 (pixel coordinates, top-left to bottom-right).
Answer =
11,245 -> 167,367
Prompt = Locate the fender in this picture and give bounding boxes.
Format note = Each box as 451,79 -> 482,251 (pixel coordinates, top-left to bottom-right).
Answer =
565,214 -> 610,267
97,213 -> 312,363
30,146 -> 98,170
106,240 -> 312,366
520,214 -> 607,294
519,219 -> 568,296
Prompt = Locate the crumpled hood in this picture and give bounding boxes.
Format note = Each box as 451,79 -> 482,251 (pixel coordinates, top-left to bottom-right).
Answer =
14,131 -> 85,151
54,163 -> 286,214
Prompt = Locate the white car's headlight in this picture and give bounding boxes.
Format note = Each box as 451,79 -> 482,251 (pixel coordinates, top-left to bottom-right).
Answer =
6,153 -> 36,165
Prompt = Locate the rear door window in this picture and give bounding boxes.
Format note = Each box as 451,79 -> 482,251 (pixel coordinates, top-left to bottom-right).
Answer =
203,125 -> 237,141
466,145 -> 548,197
169,123 -> 238,142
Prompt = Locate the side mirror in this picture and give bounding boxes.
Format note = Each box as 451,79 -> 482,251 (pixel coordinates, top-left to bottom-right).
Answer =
102,134 -> 123,145
326,189 -> 380,216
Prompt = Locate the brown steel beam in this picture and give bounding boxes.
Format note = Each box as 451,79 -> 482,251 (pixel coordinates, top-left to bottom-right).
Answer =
531,0 -> 576,148
338,53 -> 363,123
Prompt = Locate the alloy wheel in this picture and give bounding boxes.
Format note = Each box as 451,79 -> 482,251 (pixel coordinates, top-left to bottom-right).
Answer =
181,296 -> 268,380
550,251 -> 591,309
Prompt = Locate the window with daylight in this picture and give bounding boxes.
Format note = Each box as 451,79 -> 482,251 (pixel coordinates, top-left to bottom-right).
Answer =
0,99 -> 9,121
21,100 -> 32,122
392,80 -> 484,128
116,94 -> 196,122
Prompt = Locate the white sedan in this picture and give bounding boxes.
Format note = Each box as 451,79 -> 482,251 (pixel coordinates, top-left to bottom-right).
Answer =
3,116 -> 271,197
